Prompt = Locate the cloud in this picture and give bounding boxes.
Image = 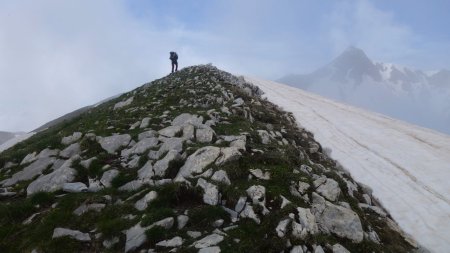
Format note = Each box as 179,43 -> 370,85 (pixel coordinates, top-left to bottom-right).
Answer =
327,0 -> 419,63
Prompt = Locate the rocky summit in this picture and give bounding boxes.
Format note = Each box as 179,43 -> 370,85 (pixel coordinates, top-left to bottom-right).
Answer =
0,65 -> 416,252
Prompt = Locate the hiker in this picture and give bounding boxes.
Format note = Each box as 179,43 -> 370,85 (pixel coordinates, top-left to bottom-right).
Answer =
170,51 -> 178,73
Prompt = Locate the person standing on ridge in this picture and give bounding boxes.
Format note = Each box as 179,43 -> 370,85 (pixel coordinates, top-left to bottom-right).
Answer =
170,51 -> 178,73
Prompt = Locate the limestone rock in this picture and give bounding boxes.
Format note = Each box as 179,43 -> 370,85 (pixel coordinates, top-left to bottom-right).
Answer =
211,170 -> 231,185
314,177 -> 341,202
199,246 -> 221,253
61,132 -> 83,145
153,150 -> 181,177
80,157 -> 97,169
134,191 -> 158,211
249,169 -> 270,180
59,143 -> 81,158
73,203 -> 106,216
276,218 -> 291,237
215,147 -> 241,166
2,156 -> 55,186
20,152 -> 38,165
138,130 -> 157,141
62,182 -> 88,193
140,117 -> 150,129
124,223 -> 147,253
122,137 -> 159,157
332,243 -> 350,253
257,130 -> 271,144
52,227 -> 90,242
27,158 -> 78,195
159,125 -> 182,137
193,233 -> 224,249
158,137 -> 184,156
196,125 -> 215,143
187,231 -> 202,239
156,236 -> 183,248
175,146 -> 221,181
197,178 -> 219,205
100,169 -> 119,188
312,193 -> 363,242
172,113 -> 203,127
97,134 -> 131,154
114,96 -> 134,110
290,246 -> 304,253
177,215 -> 189,229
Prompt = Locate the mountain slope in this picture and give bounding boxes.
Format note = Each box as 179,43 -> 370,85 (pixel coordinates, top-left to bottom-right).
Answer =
0,65 -> 415,252
278,47 -> 450,135
0,131 -> 24,145
246,76 -> 450,252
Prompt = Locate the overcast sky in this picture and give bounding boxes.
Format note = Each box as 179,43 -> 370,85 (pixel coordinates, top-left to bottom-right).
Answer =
1,0 -> 449,132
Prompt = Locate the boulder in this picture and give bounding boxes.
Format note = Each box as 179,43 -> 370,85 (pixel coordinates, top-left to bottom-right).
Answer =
59,143 -> 81,158
113,96 -> 133,110
199,246 -> 221,253
2,156 -> 55,186
172,113 -> 203,127
134,191 -> 158,211
139,117 -> 151,129
332,244 -> 350,253
158,137 -> 184,156
314,177 -> 341,202
276,218 -> 291,237
27,158 -> 78,195
175,146 -> 221,181
61,132 -> 83,145
177,215 -> 189,229
257,130 -> 271,144
192,233 -> 224,249
62,182 -> 88,193
73,203 -> 106,216
158,126 -> 182,138
290,246 -> 304,253
97,134 -> 131,154
196,125 -> 215,143
215,147 -> 241,166
153,150 -> 181,177
52,227 -> 90,241
249,169 -> 270,180
138,130 -> 157,141
100,169 -> 119,188
156,236 -> 183,248
312,193 -> 363,242
122,137 -> 159,157
197,178 -> 219,205
211,170 -> 231,185
20,152 -> 38,165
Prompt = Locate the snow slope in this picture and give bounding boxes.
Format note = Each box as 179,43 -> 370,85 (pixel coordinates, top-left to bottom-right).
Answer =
0,132 -> 34,153
245,76 -> 450,252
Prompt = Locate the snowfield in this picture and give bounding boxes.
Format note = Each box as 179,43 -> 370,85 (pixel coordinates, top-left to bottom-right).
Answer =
246,76 -> 450,252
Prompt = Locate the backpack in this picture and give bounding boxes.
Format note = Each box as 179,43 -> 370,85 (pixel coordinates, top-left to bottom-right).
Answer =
173,52 -> 178,60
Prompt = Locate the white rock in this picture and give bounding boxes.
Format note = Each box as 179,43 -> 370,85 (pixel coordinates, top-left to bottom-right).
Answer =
314,245 -> 325,253
124,223 -> 147,253
276,218 -> 291,237
156,236 -> 183,247
280,195 -> 291,209
52,227 -> 91,241
332,243 -> 350,253
134,191 -> 158,211
100,169 -> 119,188
290,246 -> 304,253
97,134 -> 131,154
140,117 -> 151,129
59,143 -> 81,158
249,169 -> 270,180
172,113 -> 203,127
80,157 -> 97,169
114,96 -> 134,110
192,233 -> 224,249
314,177 -> 341,202
240,204 -> 260,224
257,130 -> 271,144
62,182 -> 88,193
103,237 -> 119,249
138,130 -> 157,141
177,215 -> 189,229
159,126 -> 182,138
61,132 -> 83,145
73,203 -> 106,216
196,126 -> 215,143
153,150 -> 181,177
175,146 -> 221,182
215,147 -> 241,166
199,246 -> 221,253
2,156 -> 55,186
211,170 -> 231,185
187,231 -> 202,238
197,178 -> 219,205
27,158 -> 78,195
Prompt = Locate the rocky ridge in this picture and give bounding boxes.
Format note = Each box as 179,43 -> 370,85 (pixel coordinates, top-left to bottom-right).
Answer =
0,65 -> 416,252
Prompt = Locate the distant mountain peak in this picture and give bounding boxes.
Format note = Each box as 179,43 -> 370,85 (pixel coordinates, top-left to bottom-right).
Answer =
331,46 -> 372,67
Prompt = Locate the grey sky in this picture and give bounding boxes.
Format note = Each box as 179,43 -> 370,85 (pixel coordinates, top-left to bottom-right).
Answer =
1,0 -> 449,132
